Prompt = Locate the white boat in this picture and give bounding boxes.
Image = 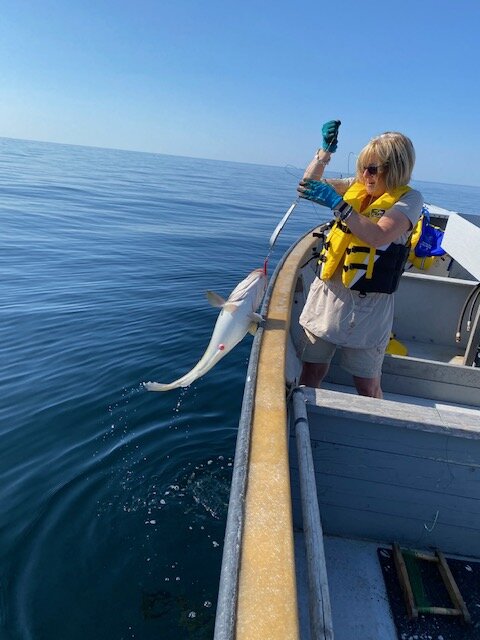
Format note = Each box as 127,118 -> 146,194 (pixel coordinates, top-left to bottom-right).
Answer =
214,207 -> 480,640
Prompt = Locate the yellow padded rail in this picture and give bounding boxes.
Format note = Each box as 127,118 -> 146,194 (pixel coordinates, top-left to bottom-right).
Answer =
236,231 -> 317,640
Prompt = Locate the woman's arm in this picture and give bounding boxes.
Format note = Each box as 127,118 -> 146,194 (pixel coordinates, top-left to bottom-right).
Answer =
302,148 -> 331,181
344,190 -> 423,247
345,209 -> 411,247
302,149 -> 352,196
298,179 -> 422,247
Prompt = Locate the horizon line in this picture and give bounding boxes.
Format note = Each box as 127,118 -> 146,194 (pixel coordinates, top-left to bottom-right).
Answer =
1,134 -> 479,191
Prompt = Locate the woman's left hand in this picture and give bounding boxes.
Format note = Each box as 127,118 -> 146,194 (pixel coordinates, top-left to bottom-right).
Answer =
297,179 -> 343,209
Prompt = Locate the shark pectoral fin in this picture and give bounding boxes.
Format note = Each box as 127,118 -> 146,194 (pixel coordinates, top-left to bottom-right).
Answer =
250,312 -> 263,324
206,291 -> 226,308
247,312 -> 264,334
248,321 -> 258,336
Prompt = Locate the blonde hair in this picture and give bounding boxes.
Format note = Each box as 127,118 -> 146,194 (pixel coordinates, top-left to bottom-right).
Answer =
356,132 -> 416,192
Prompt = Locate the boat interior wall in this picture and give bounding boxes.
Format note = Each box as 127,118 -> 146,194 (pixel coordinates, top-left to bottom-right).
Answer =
437,259 -> 473,280
286,330 -> 303,385
289,388 -> 480,559
394,273 -> 477,354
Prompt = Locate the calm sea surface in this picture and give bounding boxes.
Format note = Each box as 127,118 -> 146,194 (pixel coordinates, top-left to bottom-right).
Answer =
1,137 -> 479,640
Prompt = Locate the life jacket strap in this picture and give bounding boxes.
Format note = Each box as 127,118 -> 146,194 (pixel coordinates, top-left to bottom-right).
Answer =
344,263 -> 368,272
346,246 -> 387,256
337,221 -> 351,234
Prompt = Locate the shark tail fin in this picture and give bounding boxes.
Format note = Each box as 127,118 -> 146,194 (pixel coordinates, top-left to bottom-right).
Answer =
143,381 -> 172,392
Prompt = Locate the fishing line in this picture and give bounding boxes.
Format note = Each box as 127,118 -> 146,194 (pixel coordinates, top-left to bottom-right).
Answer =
284,164 -> 303,180
271,138 -> 344,257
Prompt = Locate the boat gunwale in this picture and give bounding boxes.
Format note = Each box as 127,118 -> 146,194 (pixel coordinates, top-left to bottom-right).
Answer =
213,227 -> 319,640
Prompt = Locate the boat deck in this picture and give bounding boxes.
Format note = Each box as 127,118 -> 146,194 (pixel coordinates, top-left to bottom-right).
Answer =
295,534 -> 397,640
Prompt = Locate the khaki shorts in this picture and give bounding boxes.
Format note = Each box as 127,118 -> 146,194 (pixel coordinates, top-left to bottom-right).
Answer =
300,329 -> 385,379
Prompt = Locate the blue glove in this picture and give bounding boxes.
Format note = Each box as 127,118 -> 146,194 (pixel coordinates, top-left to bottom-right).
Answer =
321,120 -> 341,152
297,179 -> 343,209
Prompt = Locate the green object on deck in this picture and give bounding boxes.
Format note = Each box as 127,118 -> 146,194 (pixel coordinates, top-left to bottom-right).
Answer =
403,550 -> 431,609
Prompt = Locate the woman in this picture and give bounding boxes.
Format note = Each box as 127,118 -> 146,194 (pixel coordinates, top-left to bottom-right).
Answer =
297,121 -> 423,398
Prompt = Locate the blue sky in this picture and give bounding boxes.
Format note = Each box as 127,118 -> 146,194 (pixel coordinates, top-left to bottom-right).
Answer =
1,0 -> 479,186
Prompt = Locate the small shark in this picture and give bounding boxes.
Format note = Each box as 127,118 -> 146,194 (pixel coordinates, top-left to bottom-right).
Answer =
144,266 -> 267,391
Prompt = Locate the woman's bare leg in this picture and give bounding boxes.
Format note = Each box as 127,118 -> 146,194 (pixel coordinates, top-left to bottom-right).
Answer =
352,375 -> 382,398
299,362 -> 330,388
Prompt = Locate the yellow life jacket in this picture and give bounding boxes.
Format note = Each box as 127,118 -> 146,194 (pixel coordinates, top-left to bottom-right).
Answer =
407,213 -> 444,270
319,182 -> 411,294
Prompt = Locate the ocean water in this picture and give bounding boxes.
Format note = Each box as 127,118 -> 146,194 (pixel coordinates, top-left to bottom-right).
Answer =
1,137 -> 479,640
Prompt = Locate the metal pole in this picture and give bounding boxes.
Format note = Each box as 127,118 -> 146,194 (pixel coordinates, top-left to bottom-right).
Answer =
347,152 -> 356,176
292,388 -> 334,640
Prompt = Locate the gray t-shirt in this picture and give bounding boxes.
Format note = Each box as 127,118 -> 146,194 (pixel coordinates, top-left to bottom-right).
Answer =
299,187 -> 423,350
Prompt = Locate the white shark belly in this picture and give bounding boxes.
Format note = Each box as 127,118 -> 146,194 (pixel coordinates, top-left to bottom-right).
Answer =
144,299 -> 254,391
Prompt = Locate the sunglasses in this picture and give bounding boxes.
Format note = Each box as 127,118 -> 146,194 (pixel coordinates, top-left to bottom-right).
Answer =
362,164 -> 386,176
